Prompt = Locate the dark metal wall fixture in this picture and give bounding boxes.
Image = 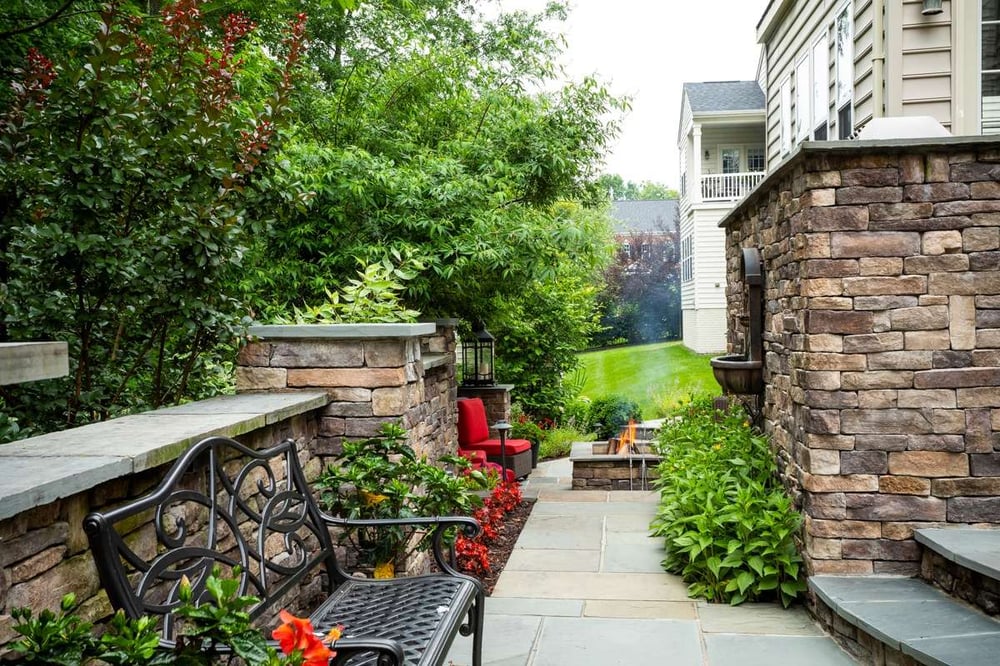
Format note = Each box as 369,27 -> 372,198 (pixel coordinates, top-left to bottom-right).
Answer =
710,247 -> 764,395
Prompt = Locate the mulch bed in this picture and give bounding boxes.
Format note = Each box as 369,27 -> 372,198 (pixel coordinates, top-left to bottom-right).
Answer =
478,498 -> 535,595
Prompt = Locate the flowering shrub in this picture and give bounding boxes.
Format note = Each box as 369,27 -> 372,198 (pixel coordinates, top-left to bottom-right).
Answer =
455,537 -> 492,577
10,568 -> 341,665
315,423 -> 484,572
0,0 -> 307,430
490,480 -> 523,514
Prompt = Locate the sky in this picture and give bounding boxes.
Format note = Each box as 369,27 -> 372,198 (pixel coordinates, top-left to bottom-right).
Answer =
495,0 -> 770,189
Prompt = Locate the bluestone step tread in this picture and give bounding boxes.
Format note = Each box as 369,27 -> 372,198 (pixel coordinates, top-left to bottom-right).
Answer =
810,575 -> 1000,665
915,527 -> 1000,582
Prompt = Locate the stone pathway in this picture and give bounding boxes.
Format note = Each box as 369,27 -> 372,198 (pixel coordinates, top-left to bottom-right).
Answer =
446,458 -> 857,666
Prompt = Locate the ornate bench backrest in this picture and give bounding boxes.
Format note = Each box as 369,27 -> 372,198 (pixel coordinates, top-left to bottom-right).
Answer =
84,436 -> 336,639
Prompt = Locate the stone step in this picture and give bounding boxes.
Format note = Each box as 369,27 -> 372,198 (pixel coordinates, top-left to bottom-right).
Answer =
810,575 -> 1000,665
916,527 -> 1000,583
916,527 -> 1000,617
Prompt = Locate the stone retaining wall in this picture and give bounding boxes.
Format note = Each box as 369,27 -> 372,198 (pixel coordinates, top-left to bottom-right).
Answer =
0,396 -> 324,652
0,323 -> 459,654
721,138 -> 1000,575
237,322 -> 458,462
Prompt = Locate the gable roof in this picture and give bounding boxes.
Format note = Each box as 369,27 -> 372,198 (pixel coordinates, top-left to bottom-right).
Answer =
609,200 -> 678,234
683,81 -> 765,114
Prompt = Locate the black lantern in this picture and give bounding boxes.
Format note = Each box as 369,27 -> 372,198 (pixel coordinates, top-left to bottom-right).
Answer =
462,322 -> 495,386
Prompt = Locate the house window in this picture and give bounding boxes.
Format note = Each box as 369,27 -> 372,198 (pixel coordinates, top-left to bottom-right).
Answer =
747,147 -> 766,172
983,0 -> 1000,134
641,243 -> 651,260
795,57 -> 810,141
780,78 -> 792,154
621,241 -> 631,258
812,38 -> 829,139
836,5 -> 854,139
681,235 -> 693,282
721,148 -> 741,174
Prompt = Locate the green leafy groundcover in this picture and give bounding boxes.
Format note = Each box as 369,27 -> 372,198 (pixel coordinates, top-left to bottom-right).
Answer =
651,397 -> 806,607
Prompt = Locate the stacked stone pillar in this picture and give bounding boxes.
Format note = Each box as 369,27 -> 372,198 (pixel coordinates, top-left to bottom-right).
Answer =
722,140 -> 1000,575
457,384 -> 514,434
236,323 -> 458,461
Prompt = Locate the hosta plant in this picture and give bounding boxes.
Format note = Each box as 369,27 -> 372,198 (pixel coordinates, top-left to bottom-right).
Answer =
650,396 -> 806,607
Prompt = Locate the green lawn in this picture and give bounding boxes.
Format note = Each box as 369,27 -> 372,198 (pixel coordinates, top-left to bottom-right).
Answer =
577,341 -> 718,418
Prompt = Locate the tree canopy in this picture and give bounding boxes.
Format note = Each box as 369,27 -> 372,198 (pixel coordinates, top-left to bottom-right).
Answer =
597,174 -> 678,201
0,0 -> 625,432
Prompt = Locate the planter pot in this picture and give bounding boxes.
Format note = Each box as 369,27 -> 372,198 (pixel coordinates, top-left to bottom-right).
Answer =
710,354 -> 763,395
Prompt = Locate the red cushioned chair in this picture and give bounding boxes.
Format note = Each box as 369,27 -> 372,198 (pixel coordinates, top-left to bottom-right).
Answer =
457,398 -> 532,480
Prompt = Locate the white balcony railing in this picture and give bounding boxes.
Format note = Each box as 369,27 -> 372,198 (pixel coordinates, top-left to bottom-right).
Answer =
700,171 -> 766,202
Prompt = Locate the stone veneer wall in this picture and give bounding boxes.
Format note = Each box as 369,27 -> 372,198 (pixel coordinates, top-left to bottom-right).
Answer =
0,395 -> 326,654
0,322 -> 460,654
237,322 -> 458,462
721,138 -> 1000,576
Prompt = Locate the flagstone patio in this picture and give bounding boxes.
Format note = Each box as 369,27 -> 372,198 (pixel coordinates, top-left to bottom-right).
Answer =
446,458 -> 857,666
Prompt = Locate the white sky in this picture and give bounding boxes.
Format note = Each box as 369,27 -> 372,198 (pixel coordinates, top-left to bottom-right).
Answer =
495,0 -> 770,189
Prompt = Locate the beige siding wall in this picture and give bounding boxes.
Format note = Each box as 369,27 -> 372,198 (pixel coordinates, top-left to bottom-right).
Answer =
761,0 -> 841,165
885,0 -> 954,129
763,0 -> 985,152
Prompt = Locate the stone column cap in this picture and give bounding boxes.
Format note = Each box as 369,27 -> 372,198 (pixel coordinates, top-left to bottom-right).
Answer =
249,323 -> 435,339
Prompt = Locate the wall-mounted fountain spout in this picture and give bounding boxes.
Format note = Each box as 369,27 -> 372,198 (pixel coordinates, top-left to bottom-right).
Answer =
742,247 -> 763,364
710,247 -> 764,395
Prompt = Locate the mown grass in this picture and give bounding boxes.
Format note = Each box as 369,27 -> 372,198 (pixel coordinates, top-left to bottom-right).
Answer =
577,341 -> 717,418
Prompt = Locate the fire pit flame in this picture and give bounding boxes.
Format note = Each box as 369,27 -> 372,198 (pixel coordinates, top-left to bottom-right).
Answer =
616,419 -> 637,455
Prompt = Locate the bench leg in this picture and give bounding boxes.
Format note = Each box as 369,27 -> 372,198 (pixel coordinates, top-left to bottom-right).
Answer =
469,592 -> 486,666
460,589 -> 485,666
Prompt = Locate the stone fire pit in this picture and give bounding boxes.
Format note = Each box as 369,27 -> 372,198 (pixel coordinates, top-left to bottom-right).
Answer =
570,440 -> 661,490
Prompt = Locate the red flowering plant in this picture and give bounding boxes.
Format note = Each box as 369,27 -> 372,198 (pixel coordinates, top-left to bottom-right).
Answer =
454,479 -> 525,580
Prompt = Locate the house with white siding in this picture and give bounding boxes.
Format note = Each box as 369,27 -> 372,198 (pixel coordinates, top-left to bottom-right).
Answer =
677,81 -> 766,353
758,0 -> 998,166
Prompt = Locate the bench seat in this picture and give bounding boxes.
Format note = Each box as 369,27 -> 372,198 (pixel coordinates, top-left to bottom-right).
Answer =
84,435 -> 484,666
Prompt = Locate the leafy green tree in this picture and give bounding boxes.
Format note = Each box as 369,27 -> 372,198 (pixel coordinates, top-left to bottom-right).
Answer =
0,2 -> 305,429
490,204 -> 608,419
597,174 -> 678,201
593,226 -> 681,346
243,3 -> 623,324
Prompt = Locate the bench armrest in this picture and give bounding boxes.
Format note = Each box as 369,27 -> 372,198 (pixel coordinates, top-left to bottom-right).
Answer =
331,636 -> 405,666
319,512 -> 481,575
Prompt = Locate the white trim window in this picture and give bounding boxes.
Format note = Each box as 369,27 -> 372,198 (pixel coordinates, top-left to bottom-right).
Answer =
681,235 -> 693,282
983,0 -> 1000,134
795,57 -> 811,142
748,147 -> 766,172
812,37 -> 830,140
781,78 -> 792,154
836,4 -> 854,139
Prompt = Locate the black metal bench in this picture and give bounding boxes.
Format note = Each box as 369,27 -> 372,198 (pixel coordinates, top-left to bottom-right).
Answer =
83,435 -> 484,666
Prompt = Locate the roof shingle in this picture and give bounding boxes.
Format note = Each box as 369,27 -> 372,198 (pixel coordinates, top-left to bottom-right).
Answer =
684,81 -> 765,113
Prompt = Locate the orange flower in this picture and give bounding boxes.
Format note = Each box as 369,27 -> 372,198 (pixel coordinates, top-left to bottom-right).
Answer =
272,610 -> 335,665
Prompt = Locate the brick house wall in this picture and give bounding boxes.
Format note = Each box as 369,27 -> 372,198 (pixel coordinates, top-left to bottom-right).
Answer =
721,138 -> 1000,575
